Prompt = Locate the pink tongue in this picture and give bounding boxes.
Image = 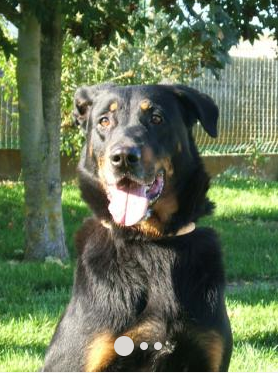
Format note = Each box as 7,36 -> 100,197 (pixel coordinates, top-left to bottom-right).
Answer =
108,184 -> 148,226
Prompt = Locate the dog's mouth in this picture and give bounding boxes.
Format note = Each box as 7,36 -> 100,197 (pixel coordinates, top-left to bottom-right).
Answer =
106,171 -> 164,226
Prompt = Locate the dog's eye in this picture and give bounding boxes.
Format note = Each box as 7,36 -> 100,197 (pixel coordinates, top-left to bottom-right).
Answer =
99,116 -> 110,127
151,114 -> 162,125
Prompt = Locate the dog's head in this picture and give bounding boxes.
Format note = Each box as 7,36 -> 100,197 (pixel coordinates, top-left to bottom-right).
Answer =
75,84 -> 218,237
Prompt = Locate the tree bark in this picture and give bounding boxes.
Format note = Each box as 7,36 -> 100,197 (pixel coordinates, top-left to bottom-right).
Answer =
17,6 -> 68,260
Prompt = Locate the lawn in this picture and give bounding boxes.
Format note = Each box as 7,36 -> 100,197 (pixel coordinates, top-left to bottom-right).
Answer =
0,176 -> 278,372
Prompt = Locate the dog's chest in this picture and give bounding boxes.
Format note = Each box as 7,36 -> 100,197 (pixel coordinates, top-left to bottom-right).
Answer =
87,242 -> 178,331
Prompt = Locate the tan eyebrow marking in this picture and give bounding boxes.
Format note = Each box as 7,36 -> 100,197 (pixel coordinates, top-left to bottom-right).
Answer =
109,101 -> 118,112
140,99 -> 152,111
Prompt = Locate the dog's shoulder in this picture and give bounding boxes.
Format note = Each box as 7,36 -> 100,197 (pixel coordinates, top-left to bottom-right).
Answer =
161,227 -> 222,263
163,228 -> 227,327
165,227 -> 224,289
181,227 -> 224,280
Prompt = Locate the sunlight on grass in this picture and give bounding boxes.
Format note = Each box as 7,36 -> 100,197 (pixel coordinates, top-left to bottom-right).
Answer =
230,344 -> 278,372
209,178 -> 278,221
227,284 -> 278,372
0,352 -> 42,373
0,308 -> 61,372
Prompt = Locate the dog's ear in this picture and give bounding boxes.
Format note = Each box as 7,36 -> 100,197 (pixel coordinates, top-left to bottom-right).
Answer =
73,86 -> 94,133
73,83 -> 117,133
173,85 -> 218,138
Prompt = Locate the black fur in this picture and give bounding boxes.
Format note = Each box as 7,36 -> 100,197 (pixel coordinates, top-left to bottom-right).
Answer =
43,84 -> 232,372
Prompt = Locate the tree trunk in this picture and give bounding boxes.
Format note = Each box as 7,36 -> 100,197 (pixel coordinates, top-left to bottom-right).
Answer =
17,6 -> 68,260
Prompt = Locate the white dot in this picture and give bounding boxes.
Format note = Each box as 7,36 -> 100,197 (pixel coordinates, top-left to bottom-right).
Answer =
154,342 -> 162,350
114,336 -> 134,356
140,342 -> 148,350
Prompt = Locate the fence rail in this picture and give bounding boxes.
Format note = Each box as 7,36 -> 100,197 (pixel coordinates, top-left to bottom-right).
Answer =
1,56 -> 278,154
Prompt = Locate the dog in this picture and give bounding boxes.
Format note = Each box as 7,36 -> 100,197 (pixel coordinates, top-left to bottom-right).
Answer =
43,84 -> 232,371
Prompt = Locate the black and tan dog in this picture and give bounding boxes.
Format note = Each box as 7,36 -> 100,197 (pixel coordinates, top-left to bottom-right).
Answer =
43,84 -> 232,372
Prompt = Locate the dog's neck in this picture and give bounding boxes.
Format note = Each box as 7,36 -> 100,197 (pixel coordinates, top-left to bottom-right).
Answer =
100,219 -> 196,238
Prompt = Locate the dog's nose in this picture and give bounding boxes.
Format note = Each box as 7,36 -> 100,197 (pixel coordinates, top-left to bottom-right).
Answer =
110,147 -> 141,169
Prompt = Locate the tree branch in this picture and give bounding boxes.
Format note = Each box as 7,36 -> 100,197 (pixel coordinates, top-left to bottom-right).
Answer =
0,1 -> 21,27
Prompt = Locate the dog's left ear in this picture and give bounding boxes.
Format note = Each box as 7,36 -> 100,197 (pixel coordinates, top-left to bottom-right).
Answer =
73,83 -> 117,133
173,85 -> 218,138
73,86 -> 94,133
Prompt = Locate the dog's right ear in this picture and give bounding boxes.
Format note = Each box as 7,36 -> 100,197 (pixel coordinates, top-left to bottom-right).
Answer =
73,86 -> 94,133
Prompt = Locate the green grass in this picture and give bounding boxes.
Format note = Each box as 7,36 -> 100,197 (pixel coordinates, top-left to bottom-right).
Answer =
0,177 -> 277,371
228,284 -> 278,372
202,177 -> 278,280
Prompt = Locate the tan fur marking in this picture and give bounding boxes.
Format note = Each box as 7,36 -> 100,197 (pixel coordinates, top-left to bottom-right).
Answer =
97,156 -> 105,169
125,319 -> 163,342
159,157 -> 174,178
85,332 -> 116,372
97,156 -> 111,190
89,142 -> 94,158
141,146 -> 154,164
97,156 -> 105,181
154,191 -> 178,224
109,101 -> 118,112
154,157 -> 177,223
136,218 -> 163,238
85,321 -> 162,371
194,330 -> 224,372
140,99 -> 152,111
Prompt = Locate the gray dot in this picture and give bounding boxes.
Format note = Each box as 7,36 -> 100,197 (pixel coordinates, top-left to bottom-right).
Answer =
140,342 -> 148,350
114,336 -> 134,356
154,342 -> 162,350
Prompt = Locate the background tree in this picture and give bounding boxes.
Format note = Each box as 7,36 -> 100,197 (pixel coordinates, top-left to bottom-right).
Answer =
0,0 -> 149,261
0,0 -> 277,261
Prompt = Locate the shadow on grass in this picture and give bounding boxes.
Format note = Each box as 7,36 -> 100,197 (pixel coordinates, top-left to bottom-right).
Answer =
227,282 -> 278,307
201,210 -> 278,225
0,262 -> 72,319
0,341 -> 46,358
213,176 -> 278,192
243,331 -> 278,350
233,330 -> 278,352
